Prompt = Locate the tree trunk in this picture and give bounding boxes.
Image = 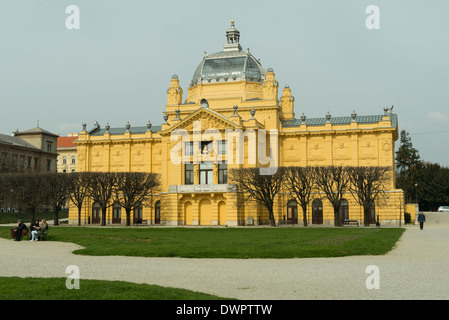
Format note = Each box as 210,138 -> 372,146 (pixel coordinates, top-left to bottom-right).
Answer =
364,206 -> 370,227
101,207 -> 107,226
78,206 -> 82,226
268,208 -> 276,227
301,204 -> 308,227
53,205 -> 59,226
334,207 -> 342,227
126,208 -> 131,226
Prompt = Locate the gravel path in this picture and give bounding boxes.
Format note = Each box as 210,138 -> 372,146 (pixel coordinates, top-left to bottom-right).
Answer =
1,213 -> 448,300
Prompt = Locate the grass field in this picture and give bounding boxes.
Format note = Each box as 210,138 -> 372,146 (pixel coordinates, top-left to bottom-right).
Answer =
0,226 -> 405,259
0,277 -> 234,300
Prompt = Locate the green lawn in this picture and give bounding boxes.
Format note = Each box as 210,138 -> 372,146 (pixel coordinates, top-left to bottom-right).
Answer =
0,226 -> 405,259
0,277 -> 233,300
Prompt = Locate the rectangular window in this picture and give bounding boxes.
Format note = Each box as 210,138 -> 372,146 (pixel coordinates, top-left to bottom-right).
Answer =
218,140 -> 227,155
218,162 -> 228,184
185,163 -> 194,185
63,156 -> 67,164
71,156 -> 76,164
184,142 -> 194,156
201,141 -> 213,154
199,162 -> 213,185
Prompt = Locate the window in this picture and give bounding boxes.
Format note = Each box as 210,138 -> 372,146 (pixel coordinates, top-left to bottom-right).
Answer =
185,142 -> 194,156
200,141 -> 213,155
185,163 -> 194,185
218,162 -> 227,184
199,162 -> 213,185
63,156 -> 67,164
218,140 -> 227,155
46,159 -> 51,171
47,143 -> 52,152
71,156 -> 76,164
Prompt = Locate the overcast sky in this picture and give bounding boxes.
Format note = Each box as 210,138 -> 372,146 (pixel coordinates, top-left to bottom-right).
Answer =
1,0 -> 448,166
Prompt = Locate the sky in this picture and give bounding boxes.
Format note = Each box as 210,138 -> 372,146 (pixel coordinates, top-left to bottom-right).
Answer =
1,0 -> 448,166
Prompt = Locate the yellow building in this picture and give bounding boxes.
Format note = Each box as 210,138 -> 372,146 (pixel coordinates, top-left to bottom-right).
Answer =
72,22 -> 404,226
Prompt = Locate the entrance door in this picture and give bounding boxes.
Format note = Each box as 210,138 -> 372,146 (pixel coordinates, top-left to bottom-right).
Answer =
92,203 -> 101,224
339,199 -> 349,224
312,199 -> 323,224
112,203 -> 121,224
155,201 -> 161,224
287,200 -> 298,224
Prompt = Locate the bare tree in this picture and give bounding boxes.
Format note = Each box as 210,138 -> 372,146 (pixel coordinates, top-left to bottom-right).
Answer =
113,172 -> 161,226
229,167 -> 285,226
347,166 -> 392,226
85,172 -> 118,226
43,172 -> 71,225
67,172 -> 90,226
283,166 -> 317,227
314,166 -> 351,227
5,172 -> 46,223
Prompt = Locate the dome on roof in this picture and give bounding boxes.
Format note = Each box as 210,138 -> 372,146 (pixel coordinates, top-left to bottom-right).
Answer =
189,21 -> 266,87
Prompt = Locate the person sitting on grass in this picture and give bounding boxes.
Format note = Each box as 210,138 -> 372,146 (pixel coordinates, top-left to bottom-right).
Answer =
30,219 -> 48,241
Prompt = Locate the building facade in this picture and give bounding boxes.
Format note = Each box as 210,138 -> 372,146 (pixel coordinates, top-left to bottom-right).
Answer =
0,126 -> 58,212
71,22 -> 404,226
57,133 -> 78,173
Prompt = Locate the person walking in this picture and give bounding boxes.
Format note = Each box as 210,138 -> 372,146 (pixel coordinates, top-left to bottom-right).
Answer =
417,212 -> 426,230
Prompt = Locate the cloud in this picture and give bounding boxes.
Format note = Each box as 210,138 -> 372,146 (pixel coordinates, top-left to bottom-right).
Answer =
427,112 -> 449,122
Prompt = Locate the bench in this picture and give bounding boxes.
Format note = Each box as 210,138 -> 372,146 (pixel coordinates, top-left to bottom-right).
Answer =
343,219 -> 359,227
38,226 -> 50,241
133,219 -> 148,226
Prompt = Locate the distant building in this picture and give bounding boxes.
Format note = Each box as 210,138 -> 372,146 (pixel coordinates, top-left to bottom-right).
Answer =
0,126 -> 58,212
57,133 -> 78,173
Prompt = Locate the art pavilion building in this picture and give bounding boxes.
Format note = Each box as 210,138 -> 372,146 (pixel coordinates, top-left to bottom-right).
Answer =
71,22 -> 404,226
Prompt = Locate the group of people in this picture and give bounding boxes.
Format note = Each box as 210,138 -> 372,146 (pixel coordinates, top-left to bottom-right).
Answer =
12,219 -> 48,241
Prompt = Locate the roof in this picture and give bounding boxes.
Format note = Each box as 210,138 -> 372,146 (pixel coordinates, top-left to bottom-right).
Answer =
191,51 -> 266,86
0,133 -> 40,150
88,125 -> 162,136
15,126 -> 59,137
282,114 -> 398,128
57,136 -> 78,149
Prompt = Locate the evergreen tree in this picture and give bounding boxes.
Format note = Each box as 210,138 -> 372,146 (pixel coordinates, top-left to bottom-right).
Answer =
395,130 -> 421,202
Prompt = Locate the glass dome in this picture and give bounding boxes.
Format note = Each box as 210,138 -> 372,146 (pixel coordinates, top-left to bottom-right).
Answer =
190,21 -> 266,87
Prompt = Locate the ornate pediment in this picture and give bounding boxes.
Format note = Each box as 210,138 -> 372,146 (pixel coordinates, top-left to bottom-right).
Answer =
162,107 -> 242,134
